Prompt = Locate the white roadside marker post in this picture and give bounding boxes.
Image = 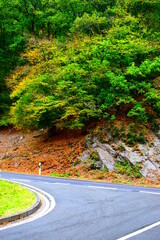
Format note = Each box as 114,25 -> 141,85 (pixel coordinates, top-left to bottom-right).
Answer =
39,162 -> 41,176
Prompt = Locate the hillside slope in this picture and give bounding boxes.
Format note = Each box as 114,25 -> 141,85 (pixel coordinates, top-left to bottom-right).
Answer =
0,127 -> 160,187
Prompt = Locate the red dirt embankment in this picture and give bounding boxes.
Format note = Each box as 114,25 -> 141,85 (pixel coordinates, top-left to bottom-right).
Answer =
0,128 -> 159,187
0,128 -> 84,175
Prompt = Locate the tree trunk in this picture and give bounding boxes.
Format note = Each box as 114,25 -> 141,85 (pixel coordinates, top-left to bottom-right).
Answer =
48,125 -> 57,138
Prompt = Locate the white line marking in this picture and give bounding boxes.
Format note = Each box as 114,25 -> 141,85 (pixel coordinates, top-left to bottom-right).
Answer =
88,186 -> 117,190
11,180 -> 70,186
40,181 -> 49,184
42,182 -> 70,186
117,221 -> 160,240
51,183 -> 70,186
11,179 -> 31,183
0,181 -> 56,231
139,191 -> 160,195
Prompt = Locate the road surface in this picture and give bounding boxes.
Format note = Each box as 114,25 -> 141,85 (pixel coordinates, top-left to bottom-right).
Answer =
0,172 -> 160,240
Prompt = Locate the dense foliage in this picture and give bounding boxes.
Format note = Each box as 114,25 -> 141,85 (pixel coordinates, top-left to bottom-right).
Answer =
0,0 -> 160,131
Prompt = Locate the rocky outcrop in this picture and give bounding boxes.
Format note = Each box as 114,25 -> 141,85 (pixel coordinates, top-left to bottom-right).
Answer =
82,137 -> 116,171
80,133 -> 160,180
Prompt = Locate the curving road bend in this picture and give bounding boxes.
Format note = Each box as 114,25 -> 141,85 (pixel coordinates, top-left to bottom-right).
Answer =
0,172 -> 160,240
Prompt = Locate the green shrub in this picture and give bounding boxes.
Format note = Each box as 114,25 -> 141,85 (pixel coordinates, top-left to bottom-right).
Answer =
127,102 -> 148,123
115,160 -> 141,178
126,124 -> 147,145
51,172 -> 70,178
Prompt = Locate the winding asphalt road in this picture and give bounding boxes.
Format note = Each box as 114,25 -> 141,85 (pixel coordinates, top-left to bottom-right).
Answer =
0,172 -> 160,240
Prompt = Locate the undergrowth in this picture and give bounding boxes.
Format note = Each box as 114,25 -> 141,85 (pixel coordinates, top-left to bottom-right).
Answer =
115,160 -> 141,179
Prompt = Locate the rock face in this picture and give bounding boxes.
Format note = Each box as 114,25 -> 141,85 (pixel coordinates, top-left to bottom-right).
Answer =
82,137 -> 116,171
80,150 -> 90,161
80,133 -> 160,180
95,148 -> 115,171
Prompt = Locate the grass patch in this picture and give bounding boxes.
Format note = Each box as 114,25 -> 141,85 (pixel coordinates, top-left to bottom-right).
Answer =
115,160 -> 141,179
50,172 -> 70,178
0,180 -> 36,217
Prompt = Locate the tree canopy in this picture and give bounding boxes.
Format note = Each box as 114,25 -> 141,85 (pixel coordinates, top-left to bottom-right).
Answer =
0,0 -> 160,131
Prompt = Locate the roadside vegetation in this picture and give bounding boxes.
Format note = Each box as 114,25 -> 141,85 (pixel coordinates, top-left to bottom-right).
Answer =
0,180 -> 36,217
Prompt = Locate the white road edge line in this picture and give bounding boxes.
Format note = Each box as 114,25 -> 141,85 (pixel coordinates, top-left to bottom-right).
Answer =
139,191 -> 160,195
88,186 -> 117,190
0,180 -> 56,231
117,221 -> 160,240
